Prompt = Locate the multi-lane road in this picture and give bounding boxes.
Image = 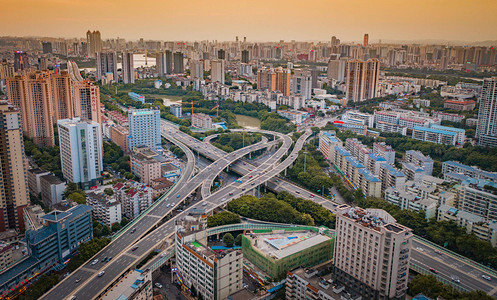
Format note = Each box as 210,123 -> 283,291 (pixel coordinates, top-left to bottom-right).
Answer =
42,119 -> 497,299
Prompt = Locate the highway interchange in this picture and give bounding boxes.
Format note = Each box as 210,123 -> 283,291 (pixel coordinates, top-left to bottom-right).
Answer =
41,118 -> 497,299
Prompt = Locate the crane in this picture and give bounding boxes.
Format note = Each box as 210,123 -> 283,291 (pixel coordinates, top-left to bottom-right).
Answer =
185,100 -> 195,115
211,104 -> 219,118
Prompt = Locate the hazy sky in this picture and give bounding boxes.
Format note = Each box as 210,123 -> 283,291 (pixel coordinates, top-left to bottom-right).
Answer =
1,0 -> 496,42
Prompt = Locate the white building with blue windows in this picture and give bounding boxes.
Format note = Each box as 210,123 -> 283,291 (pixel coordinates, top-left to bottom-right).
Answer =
127,109 -> 161,151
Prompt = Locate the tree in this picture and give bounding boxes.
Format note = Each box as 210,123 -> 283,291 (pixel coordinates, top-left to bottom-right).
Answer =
68,192 -> 86,204
120,217 -> 129,227
112,222 -> 122,232
234,234 -> 243,246
101,225 -> 111,236
207,211 -> 241,227
223,233 -> 234,248
104,188 -> 114,196
301,213 -> 315,226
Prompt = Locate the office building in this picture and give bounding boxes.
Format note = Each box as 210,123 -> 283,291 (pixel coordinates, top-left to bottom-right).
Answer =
241,50 -> 249,63
102,269 -> 152,300
39,174 -> 66,208
86,192 -> 122,227
291,69 -> 312,100
0,205 -> 92,296
173,52 -> 184,73
42,42 -> 52,54
217,49 -> 226,60
96,52 -> 118,82
86,30 -> 102,57
175,216 -> 243,300
444,99 -> 476,111
442,161 -> 497,183
190,60 -> 204,79
122,52 -> 135,84
72,80 -> 101,123
242,227 -> 334,279
0,101 -> 29,232
405,150 -> 433,176
412,126 -> 457,145
0,243 -> 13,271
477,77 -> 497,147
127,109 -> 161,151
345,59 -> 380,103
334,205 -> 412,299
58,118 -> 103,189
156,50 -> 173,76
286,267 -> 359,300
13,51 -> 29,73
327,57 -> 346,82
191,113 -> 213,129
6,72 -> 55,147
363,34 -> 369,47
376,121 -> 408,136
170,103 -> 182,118
373,142 -> 395,165
130,147 -> 162,185
211,60 -> 225,84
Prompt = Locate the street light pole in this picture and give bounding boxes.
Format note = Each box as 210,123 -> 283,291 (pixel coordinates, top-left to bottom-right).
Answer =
242,129 -> 245,148
258,172 -> 261,198
303,151 -> 308,173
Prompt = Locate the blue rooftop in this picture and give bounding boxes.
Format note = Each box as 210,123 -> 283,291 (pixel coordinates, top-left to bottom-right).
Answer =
431,125 -> 466,133
368,153 -> 386,162
335,146 -> 351,157
41,210 -> 70,223
381,164 -> 405,177
345,156 -> 364,168
413,126 -> 456,136
0,256 -> 39,287
359,168 -> 381,182
27,226 -> 57,245
403,162 -> 425,173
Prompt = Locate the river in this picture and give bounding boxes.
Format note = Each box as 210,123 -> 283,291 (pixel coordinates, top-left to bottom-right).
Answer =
235,114 -> 261,129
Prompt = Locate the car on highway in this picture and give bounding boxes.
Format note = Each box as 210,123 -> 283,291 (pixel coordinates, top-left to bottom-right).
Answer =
251,183 -> 255,185
242,188 -> 246,191
310,194 -> 314,198
295,190 -> 300,194
166,204 -> 170,208
202,202 -> 207,206
429,268 -> 438,274
482,275 -> 491,281
91,259 -> 98,265
98,271 -> 105,277
229,192 -> 233,196
249,175 -> 253,178
176,194 -> 181,198
451,277 -> 460,284
106,257 -> 112,262
155,283 -> 163,289
130,228 -> 136,234
70,296 -> 76,300
75,278 -> 81,283
131,246 -> 139,251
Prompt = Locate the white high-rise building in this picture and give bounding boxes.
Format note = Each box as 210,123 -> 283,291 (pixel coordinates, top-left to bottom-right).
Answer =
334,205 -> 412,299
127,109 -> 161,151
57,118 -> 103,189
291,69 -> 312,100
476,77 -> 497,147
122,52 -> 134,84
211,59 -> 225,84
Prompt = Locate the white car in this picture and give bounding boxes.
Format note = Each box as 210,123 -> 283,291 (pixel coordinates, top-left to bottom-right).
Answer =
98,271 -> 105,277
482,275 -> 492,281
91,259 -> 98,265
155,283 -> 163,289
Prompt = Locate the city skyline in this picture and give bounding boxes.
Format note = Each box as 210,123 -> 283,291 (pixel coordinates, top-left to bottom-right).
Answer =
1,0 -> 497,43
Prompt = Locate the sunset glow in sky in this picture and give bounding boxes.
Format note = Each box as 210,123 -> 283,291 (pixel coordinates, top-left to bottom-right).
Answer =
1,0 -> 496,42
